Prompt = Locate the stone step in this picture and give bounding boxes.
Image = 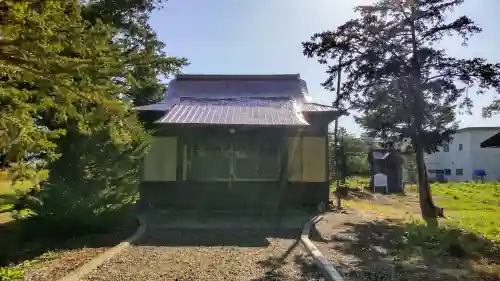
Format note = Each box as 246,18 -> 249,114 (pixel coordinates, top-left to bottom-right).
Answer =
143,210 -> 312,230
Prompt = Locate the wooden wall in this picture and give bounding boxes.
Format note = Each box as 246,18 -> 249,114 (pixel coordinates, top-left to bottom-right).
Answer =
143,137 -> 178,182
287,136 -> 326,182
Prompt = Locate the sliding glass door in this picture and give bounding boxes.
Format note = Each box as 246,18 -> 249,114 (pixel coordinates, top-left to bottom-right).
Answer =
189,138 -> 232,181
188,135 -> 281,182
233,137 -> 280,181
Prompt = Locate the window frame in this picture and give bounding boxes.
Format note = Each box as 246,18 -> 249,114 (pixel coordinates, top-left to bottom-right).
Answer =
442,144 -> 449,152
456,168 -> 464,176
232,137 -> 281,181
188,138 -> 232,181
187,136 -> 281,182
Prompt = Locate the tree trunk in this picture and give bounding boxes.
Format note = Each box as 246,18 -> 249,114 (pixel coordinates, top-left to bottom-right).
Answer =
408,4 -> 440,225
412,137 -> 440,226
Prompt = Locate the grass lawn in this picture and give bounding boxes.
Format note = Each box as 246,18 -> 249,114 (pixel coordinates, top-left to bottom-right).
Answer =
0,171 -> 35,224
337,177 -> 500,280
431,182 -> 500,242
343,177 -> 500,241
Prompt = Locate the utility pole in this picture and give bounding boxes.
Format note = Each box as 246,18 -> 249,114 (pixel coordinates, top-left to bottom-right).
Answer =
333,55 -> 344,209
340,129 -> 346,185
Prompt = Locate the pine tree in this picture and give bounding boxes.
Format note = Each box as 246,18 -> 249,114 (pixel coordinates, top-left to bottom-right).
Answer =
82,0 -> 189,106
303,0 -> 500,223
1,1 -> 130,180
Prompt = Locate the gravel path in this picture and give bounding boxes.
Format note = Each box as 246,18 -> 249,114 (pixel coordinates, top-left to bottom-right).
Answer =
83,228 -> 325,281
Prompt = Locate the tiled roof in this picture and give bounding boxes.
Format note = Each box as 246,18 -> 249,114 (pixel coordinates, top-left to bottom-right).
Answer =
155,97 -> 309,126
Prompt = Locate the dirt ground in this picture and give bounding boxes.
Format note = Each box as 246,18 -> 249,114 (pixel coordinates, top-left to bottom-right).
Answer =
311,191 -> 500,281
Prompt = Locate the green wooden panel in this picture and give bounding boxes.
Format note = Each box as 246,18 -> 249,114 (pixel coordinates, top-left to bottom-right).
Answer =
233,137 -> 280,181
185,131 -> 282,181
191,156 -> 231,180
143,137 -> 177,181
189,137 -> 232,181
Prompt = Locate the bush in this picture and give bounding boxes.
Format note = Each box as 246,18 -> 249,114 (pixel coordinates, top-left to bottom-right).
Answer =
18,180 -> 138,238
17,118 -> 149,238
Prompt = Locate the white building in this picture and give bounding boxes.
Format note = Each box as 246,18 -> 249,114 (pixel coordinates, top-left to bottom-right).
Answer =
424,127 -> 500,182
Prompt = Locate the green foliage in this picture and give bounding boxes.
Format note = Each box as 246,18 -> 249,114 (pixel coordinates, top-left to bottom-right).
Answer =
0,0 -> 184,180
0,0 -> 185,235
0,170 -> 46,223
343,136 -> 369,177
392,218 -> 497,265
303,0 -> 500,219
0,252 -> 63,280
82,0 -> 189,106
1,1 -> 130,180
17,182 -> 137,237
303,0 -> 500,152
330,131 -> 369,177
0,266 -> 23,281
343,176 -> 370,189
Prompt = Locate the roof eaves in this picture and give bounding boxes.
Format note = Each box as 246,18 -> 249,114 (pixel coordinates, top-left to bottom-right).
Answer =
457,126 -> 500,132
175,74 -> 300,81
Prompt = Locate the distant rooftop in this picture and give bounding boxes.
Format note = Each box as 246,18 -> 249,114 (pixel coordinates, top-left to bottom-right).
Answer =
457,126 -> 500,132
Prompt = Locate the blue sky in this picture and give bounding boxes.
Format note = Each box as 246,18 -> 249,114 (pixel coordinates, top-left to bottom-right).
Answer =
149,0 -> 500,136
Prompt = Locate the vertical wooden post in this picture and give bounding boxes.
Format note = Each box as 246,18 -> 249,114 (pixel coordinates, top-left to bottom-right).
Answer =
278,132 -> 289,213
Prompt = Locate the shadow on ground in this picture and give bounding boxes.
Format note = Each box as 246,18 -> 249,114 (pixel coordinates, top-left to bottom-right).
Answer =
253,254 -> 325,281
251,236 -> 325,281
0,205 -> 137,267
0,194 -> 18,212
313,217 -> 500,281
136,228 -> 301,247
342,188 -> 376,200
134,211 -> 316,248
0,194 -> 17,203
133,211 -> 326,281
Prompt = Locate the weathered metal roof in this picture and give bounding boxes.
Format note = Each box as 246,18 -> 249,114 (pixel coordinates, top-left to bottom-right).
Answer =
175,74 -> 300,81
166,74 -> 310,100
155,97 -> 309,126
136,99 -> 337,114
134,100 -> 175,111
300,103 -> 335,112
136,74 -> 344,125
